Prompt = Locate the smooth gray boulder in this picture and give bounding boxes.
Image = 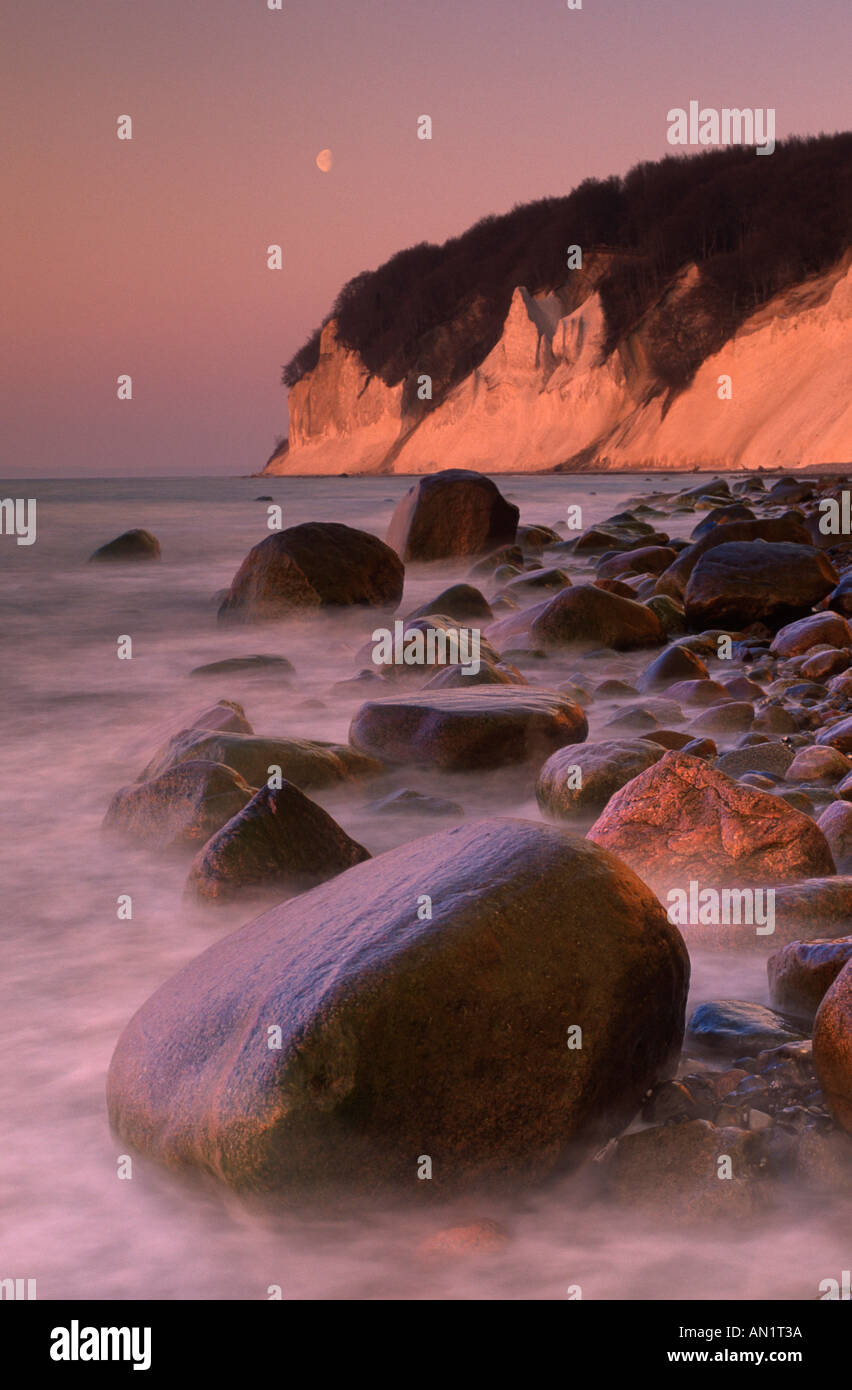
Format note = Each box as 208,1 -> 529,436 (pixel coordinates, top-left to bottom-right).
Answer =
106,819 -> 689,1195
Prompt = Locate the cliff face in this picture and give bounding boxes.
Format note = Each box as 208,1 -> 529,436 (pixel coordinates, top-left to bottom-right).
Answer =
266,253 -> 852,476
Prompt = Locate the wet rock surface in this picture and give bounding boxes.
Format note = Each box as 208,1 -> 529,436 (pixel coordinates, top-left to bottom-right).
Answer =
218,522 -> 405,622
107,820 -> 689,1195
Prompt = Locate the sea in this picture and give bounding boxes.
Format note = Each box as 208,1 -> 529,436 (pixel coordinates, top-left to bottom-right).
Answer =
1,471 -> 849,1300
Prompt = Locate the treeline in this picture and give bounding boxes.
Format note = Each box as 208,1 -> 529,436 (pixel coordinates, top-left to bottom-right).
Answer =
283,133 -> 852,397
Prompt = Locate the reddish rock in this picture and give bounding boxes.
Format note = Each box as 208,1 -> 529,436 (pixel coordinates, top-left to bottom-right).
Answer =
386,469 -> 518,562
418,1219 -> 508,1258
587,752 -> 835,896
814,961 -> 852,1134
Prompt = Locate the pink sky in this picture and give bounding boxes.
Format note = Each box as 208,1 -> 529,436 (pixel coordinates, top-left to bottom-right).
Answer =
2,0 -> 850,476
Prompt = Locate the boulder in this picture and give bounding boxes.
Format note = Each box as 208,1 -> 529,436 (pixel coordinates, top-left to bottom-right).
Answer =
607,1120 -> 762,1221
366,789 -> 463,817
770,611 -> 852,658
684,542 -> 837,631
349,687 -> 587,771
488,585 -> 664,653
386,470 -> 518,562
786,746 -> 851,783
587,752 -> 835,895
190,656 -> 295,678
655,517 -> 812,600
715,743 -> 796,779
185,783 -> 370,906
596,546 -> 675,580
182,700 -> 253,736
537,739 -> 665,817
103,761 -> 255,852
140,729 -> 377,791
816,716 -> 852,755
218,523 -> 404,623
404,584 -> 493,623
635,645 -> 708,692
89,528 -> 161,563
768,938 -> 852,1021
814,961 -> 852,1133
817,802 -> 852,872
106,820 -> 690,1194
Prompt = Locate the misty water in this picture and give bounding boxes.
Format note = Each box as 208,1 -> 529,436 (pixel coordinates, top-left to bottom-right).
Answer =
2,472 -> 850,1301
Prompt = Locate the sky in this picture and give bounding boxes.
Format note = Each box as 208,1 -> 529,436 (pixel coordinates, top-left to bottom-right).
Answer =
2,0 -> 850,477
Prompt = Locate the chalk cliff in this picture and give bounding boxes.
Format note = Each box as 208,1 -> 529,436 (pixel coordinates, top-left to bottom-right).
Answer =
265,136 -> 852,475
265,255 -> 852,476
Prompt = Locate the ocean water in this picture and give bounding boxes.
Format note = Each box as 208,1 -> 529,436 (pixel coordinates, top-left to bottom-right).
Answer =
1,471 -> 849,1301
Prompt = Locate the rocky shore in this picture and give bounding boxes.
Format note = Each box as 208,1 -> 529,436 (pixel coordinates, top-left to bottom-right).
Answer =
103,466 -> 852,1235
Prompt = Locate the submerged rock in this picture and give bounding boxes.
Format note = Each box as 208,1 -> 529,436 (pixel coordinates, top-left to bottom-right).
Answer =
104,760 -> 255,852
687,1000 -> 806,1056
185,783 -> 370,906
218,523 -> 404,623
140,729 -> 377,791
386,469 -> 518,562
190,655 -> 295,678
404,583 -> 493,623
89,529 -> 161,563
350,687 -> 587,771
106,820 -> 689,1194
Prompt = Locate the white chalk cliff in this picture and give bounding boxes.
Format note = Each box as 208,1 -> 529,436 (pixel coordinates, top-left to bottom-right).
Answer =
264,253 -> 852,476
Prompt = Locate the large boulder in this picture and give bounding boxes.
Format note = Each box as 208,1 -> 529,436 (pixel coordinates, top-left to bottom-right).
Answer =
386,470 -> 518,562
89,528 -> 161,563
106,820 -> 689,1194
655,517 -> 812,600
217,523 -> 404,623
587,752 -> 835,897
185,783 -> 370,906
536,739 -> 665,817
488,585 -> 664,653
104,761 -> 255,852
349,687 -> 587,771
684,542 -> 837,631
814,961 -> 852,1133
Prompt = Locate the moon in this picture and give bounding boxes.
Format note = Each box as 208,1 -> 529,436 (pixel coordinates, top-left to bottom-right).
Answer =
316,149 -> 333,173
